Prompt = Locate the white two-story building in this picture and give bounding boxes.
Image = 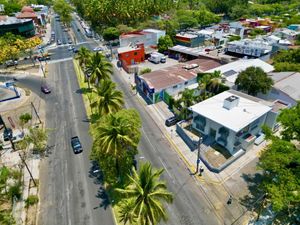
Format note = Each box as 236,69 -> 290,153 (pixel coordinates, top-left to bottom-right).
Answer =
189,90 -> 288,155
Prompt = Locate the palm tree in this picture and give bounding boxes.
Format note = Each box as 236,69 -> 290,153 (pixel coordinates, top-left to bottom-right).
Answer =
92,109 -> 141,179
178,88 -> 195,119
85,52 -> 113,85
116,162 -> 173,225
92,79 -> 124,116
75,46 -> 91,69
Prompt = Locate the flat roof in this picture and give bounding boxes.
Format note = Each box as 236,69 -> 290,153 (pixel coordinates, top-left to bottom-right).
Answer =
189,90 -> 272,132
141,58 -> 223,91
143,29 -> 165,33
0,16 -> 32,25
206,58 -> 274,83
117,46 -> 141,54
269,72 -> 300,101
176,33 -> 198,39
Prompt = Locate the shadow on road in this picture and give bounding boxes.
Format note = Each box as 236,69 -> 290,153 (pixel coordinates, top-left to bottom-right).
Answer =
88,161 -> 112,209
76,87 -> 92,94
239,172 -> 264,211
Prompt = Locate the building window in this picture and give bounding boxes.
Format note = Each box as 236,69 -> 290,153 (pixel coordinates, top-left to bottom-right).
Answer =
184,81 -> 188,85
173,85 -> 178,89
194,115 -> 206,132
134,52 -> 138,56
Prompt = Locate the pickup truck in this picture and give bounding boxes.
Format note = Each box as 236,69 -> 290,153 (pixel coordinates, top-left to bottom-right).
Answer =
71,136 -> 83,154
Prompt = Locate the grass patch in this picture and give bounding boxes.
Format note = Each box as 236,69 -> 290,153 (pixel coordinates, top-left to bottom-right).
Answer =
73,59 -> 96,117
25,195 -> 39,208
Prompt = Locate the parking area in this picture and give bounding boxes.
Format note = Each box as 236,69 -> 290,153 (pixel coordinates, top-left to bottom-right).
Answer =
139,57 -> 179,72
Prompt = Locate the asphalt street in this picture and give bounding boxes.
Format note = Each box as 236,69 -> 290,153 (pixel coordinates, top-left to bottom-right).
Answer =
0,14 -> 242,225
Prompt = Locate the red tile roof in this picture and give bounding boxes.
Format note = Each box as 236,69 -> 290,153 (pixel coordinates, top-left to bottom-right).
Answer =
141,58 -> 223,91
17,12 -> 37,18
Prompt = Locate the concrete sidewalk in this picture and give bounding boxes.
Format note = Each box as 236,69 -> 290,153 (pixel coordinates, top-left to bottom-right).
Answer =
112,59 -> 264,184
113,60 -> 254,224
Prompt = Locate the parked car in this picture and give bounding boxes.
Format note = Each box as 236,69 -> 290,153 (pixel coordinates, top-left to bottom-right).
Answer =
73,48 -> 79,53
41,84 -> 51,94
5,60 -> 18,67
3,128 -> 13,141
38,56 -> 50,61
57,39 -> 62,45
71,136 -> 83,154
68,39 -> 72,44
165,116 -> 179,127
68,45 -> 75,51
62,40 -> 67,45
93,47 -> 103,52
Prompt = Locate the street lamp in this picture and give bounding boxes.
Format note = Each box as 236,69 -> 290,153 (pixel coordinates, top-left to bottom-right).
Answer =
196,136 -> 203,174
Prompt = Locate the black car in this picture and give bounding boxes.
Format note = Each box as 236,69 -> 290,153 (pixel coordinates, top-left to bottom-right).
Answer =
71,136 -> 83,154
73,48 -> 79,53
3,128 -> 13,141
165,116 -> 179,127
41,84 -> 51,94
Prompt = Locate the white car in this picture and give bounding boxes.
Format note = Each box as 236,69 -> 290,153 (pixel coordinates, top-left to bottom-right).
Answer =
93,47 -> 103,52
68,45 -> 75,51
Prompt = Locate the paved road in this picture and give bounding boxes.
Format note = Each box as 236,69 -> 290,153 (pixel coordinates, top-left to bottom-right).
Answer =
0,14 -> 241,225
110,66 -> 229,225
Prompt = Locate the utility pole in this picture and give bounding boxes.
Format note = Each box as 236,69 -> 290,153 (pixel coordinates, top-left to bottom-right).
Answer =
196,136 -> 203,174
31,102 -> 42,124
0,115 -> 37,187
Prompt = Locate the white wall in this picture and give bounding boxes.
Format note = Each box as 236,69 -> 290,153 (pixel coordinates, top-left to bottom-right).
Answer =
164,77 -> 197,96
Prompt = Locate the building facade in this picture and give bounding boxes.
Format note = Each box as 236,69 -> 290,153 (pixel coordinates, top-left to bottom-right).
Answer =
0,16 -> 35,37
189,90 -> 286,155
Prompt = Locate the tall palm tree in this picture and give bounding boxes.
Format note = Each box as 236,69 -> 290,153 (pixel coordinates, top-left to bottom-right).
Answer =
85,52 -> 113,85
92,79 -> 124,116
92,109 -> 141,179
116,162 -> 173,225
75,46 -> 91,69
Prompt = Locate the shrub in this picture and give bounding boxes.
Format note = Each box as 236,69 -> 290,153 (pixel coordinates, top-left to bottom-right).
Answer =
25,195 -> 39,208
140,68 -> 151,75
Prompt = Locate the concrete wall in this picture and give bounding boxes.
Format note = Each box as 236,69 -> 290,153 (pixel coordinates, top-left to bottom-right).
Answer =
164,77 -> 197,96
257,88 -> 297,107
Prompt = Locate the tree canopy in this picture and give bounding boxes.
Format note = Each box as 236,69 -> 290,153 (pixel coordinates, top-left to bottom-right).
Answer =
273,49 -> 300,72
235,66 -> 274,96
277,102 -> 300,141
115,162 -> 173,225
258,138 -> 300,223
157,35 -> 173,54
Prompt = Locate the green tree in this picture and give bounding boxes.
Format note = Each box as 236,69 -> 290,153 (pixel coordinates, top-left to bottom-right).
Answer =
178,88 -> 196,119
258,138 -> 300,223
91,109 -> 141,183
19,113 -> 32,130
157,35 -> 173,54
85,52 -> 113,85
116,162 -> 173,225
277,102 -> 300,141
92,79 -> 124,116
23,127 -> 48,154
103,27 -> 120,41
235,67 -> 273,96
53,0 -> 73,26
139,68 -> 151,75
75,47 -> 91,81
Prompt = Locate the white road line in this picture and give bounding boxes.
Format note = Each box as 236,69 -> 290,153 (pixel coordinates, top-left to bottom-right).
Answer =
159,157 -> 176,183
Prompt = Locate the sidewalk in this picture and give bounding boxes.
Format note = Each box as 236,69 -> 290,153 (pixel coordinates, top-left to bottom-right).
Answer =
112,59 -> 264,184
112,60 -> 258,224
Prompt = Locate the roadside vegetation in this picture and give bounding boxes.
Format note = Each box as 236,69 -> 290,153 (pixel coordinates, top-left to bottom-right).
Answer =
0,166 -> 22,225
73,47 -> 174,224
0,33 -> 42,65
254,104 -> 300,224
